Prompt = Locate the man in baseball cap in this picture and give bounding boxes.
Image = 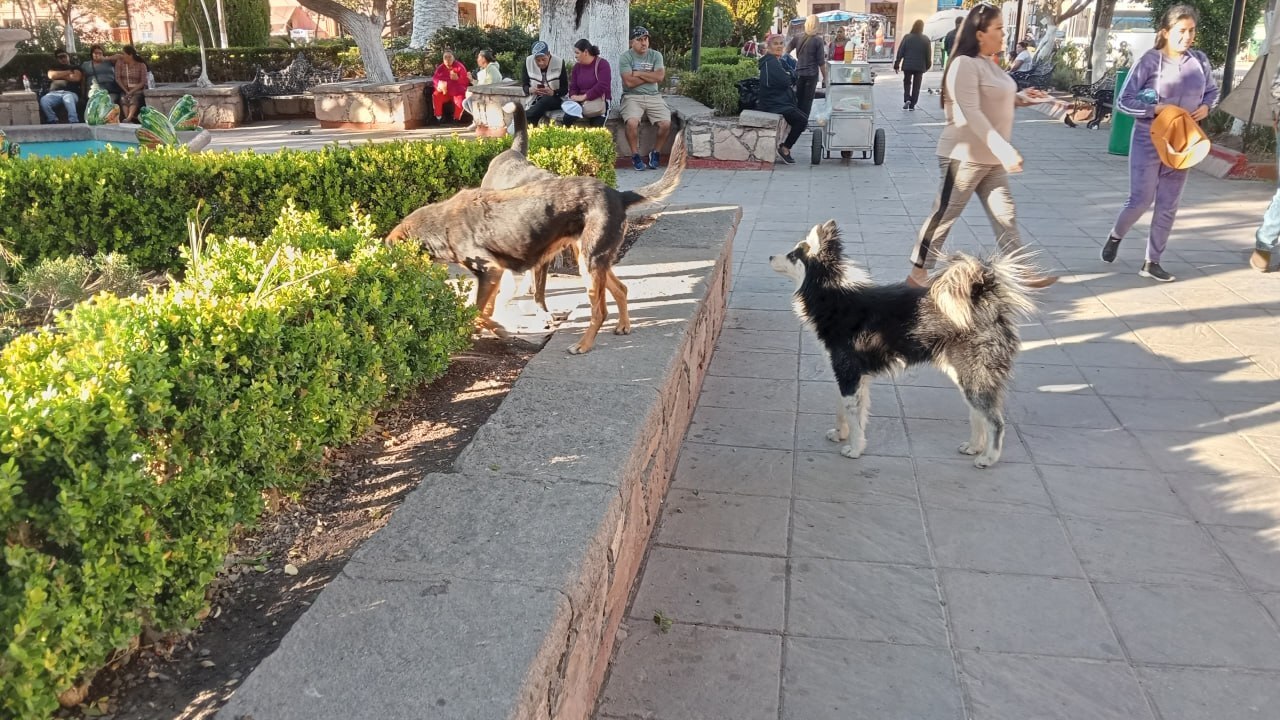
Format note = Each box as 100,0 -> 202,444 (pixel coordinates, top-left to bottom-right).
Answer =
620,26 -> 672,170
522,39 -> 567,125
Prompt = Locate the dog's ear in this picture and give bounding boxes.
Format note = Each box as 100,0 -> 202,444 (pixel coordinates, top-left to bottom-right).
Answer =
816,220 -> 843,260
802,224 -> 824,256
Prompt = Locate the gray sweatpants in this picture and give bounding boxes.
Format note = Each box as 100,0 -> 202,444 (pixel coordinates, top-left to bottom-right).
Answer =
911,156 -> 1023,269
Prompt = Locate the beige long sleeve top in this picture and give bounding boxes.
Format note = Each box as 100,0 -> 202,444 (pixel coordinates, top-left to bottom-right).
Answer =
936,55 -> 1019,167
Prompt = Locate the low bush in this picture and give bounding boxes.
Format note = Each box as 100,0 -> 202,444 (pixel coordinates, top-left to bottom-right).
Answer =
679,61 -> 760,115
0,204 -> 475,718
0,127 -> 617,273
2,46 -> 354,86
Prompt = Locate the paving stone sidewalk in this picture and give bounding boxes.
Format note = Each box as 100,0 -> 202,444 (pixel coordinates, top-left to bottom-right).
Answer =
596,70 -> 1280,720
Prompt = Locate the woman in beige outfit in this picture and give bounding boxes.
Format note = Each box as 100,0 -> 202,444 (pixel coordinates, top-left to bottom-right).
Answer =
907,4 -> 1056,288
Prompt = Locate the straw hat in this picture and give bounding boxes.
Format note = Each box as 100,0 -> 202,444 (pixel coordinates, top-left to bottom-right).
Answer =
1150,105 -> 1211,170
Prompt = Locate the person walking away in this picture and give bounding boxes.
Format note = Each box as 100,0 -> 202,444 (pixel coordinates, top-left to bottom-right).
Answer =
907,3 -> 1057,288
786,15 -> 829,121
1101,3 -> 1217,282
759,34 -> 807,165
431,50 -> 470,123
41,50 -> 82,124
942,16 -> 963,66
894,19 -> 932,110
522,41 -> 568,126
562,39 -> 612,129
619,26 -> 673,170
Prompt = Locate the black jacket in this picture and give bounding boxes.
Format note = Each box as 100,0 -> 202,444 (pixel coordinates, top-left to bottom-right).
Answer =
894,32 -> 933,73
756,54 -> 798,115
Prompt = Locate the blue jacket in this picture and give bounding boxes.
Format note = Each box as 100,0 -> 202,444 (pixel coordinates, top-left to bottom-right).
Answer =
757,54 -> 798,114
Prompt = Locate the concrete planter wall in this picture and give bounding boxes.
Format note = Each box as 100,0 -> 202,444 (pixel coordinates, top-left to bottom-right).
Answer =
147,83 -> 247,129
312,78 -> 432,130
0,90 -> 38,126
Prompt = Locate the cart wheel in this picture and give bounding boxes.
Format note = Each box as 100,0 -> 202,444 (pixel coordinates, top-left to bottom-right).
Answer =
841,150 -> 853,159
810,128 -> 823,165
872,128 -> 886,166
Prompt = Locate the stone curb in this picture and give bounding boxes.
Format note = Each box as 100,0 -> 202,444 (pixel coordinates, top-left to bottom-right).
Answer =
217,204 -> 741,720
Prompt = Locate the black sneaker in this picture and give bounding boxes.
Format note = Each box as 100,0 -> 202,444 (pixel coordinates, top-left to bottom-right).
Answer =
1101,235 -> 1121,263
777,147 -> 795,164
1139,261 -> 1175,282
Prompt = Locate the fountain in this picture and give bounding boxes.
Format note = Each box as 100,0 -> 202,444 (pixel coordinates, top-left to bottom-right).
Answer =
0,28 -> 210,159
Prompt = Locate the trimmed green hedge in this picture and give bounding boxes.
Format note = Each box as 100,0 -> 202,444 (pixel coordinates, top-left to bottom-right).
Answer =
680,61 -> 760,115
2,46 -> 352,85
0,204 -> 476,719
0,127 -> 618,273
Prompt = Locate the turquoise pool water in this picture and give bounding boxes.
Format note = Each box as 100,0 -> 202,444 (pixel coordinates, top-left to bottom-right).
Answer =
16,140 -> 137,159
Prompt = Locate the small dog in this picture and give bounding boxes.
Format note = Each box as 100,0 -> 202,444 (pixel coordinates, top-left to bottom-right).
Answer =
387,130 -> 686,354
770,221 -> 1036,467
480,101 -> 575,314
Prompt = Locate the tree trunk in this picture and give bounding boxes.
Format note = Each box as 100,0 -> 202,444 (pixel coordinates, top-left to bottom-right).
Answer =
1088,0 -> 1116,82
540,0 -> 628,105
410,0 -> 456,50
1034,0 -> 1093,64
297,0 -> 394,83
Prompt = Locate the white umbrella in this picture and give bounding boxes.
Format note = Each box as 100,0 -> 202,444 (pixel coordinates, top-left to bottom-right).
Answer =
923,9 -> 967,41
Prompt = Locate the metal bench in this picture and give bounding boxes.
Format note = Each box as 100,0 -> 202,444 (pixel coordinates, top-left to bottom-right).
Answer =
1010,59 -> 1054,91
239,54 -> 343,122
1063,70 -> 1115,129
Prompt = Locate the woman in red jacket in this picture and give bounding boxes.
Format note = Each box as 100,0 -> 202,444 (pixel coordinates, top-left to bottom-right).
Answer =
432,50 -> 470,122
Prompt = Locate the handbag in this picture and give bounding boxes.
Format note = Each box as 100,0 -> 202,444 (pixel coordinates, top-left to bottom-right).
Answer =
581,60 -> 607,117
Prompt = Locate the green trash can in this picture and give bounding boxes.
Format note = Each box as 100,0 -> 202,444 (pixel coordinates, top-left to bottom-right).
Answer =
1108,68 -> 1133,156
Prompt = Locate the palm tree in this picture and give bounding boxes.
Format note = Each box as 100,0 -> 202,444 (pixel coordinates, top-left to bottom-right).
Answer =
410,0 -> 455,49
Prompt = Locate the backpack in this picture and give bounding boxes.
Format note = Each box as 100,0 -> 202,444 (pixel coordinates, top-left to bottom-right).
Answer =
736,77 -> 759,113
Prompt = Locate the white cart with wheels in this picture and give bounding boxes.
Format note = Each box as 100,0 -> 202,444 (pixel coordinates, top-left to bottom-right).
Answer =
810,61 -> 885,166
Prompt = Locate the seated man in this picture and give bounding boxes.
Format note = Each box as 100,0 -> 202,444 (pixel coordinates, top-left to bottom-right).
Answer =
522,40 -> 568,125
41,50 -> 83,124
1009,41 -> 1033,72
618,26 -> 672,171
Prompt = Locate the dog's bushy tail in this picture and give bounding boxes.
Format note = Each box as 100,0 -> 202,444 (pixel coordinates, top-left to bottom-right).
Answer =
502,101 -> 529,155
619,132 -> 687,209
929,252 -> 1038,331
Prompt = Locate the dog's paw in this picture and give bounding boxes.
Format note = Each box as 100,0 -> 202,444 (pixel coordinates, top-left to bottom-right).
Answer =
840,444 -> 863,459
957,442 -> 982,456
567,342 -> 592,355
973,454 -> 998,469
826,428 -> 844,443
613,323 -> 631,335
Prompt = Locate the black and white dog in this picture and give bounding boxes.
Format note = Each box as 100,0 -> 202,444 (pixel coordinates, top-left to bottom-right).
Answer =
770,221 -> 1036,468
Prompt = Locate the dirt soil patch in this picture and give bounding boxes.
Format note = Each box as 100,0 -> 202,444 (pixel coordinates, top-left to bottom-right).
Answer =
70,337 -> 538,720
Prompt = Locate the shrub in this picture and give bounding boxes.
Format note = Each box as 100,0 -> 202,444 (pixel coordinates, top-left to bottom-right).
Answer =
679,61 -> 760,114
2,46 -> 354,86
0,127 -> 617,273
424,25 -> 537,71
631,0 -> 734,56
0,204 -> 475,719
1050,42 -> 1087,91
225,0 -> 272,47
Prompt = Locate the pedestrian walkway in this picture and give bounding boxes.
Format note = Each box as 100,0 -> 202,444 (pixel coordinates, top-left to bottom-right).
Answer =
596,70 -> 1280,720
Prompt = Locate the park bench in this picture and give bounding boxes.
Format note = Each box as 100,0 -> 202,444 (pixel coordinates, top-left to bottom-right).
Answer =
239,53 -> 343,122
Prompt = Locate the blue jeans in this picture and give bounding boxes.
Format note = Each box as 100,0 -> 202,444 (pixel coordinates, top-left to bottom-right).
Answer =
40,90 -> 79,123
1255,126 -> 1280,252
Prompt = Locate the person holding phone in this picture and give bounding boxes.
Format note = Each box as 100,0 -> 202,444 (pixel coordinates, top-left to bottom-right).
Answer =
522,40 -> 567,125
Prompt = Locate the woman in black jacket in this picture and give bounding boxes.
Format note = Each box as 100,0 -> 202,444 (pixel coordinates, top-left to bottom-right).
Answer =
894,19 -> 933,110
758,34 -> 807,165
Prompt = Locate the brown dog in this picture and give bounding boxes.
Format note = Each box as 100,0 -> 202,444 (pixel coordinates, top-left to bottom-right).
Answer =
387,133 -> 685,354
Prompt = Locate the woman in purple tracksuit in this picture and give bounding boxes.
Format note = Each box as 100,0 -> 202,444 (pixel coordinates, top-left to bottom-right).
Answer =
1101,4 -> 1218,283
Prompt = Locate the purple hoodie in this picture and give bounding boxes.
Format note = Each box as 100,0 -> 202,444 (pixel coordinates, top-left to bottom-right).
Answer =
1117,48 -> 1219,125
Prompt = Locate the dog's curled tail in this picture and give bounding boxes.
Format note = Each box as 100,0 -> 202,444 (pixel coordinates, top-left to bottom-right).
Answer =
503,101 -> 529,155
930,252 -> 1038,331
619,131 -> 688,209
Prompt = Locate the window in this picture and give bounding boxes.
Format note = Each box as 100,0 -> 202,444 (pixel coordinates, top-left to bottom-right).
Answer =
813,3 -> 840,12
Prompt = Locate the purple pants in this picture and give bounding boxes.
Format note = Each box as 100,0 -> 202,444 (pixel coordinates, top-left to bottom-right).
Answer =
1111,128 -> 1189,263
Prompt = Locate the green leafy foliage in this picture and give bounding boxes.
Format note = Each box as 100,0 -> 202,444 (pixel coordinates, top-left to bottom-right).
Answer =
0,203 -> 475,718
0,128 -> 617,273
719,0 -> 775,46
225,0 -> 272,47
679,60 -> 760,114
631,0 -> 735,56
1147,0 -> 1265,68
